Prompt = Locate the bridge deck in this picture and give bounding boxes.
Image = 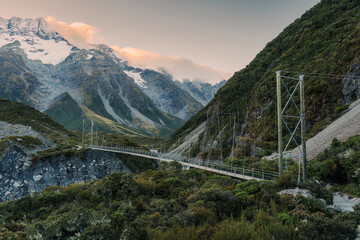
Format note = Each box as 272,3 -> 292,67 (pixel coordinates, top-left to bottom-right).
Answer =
88,145 -> 279,181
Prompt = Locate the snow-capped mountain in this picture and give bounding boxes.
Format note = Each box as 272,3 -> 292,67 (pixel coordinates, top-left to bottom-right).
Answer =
0,17 -> 73,65
175,79 -> 226,106
123,67 -> 203,120
0,17 -> 225,136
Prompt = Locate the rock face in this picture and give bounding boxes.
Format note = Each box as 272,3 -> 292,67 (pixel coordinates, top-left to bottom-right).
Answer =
0,103 -> 150,202
0,148 -> 131,202
0,17 -> 72,65
343,61 -> 360,104
331,193 -> 360,212
0,42 -> 43,108
175,80 -> 226,106
0,121 -> 55,149
124,67 -> 204,120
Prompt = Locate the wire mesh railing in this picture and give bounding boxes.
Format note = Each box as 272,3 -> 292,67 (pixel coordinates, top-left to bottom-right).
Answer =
87,145 -> 279,181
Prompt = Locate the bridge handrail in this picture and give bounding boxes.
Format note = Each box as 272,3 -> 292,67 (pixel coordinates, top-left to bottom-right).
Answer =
87,145 -> 279,180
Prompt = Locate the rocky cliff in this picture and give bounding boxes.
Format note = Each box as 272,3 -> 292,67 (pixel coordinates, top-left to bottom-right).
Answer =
0,100 -> 157,202
0,146 -> 146,202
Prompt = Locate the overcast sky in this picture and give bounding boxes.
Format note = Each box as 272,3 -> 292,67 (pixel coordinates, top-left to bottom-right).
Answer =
0,0 -> 320,78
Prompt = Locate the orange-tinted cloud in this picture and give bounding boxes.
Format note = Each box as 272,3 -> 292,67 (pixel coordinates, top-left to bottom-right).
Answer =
45,16 -> 102,48
111,46 -> 231,84
45,17 -> 230,84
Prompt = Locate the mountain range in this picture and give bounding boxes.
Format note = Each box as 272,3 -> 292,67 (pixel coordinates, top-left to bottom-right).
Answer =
0,17 -> 225,136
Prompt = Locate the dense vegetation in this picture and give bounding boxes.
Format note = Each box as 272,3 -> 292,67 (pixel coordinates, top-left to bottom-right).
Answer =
0,160 -> 359,240
169,0 -> 360,158
0,99 -> 69,140
44,92 -> 85,131
309,135 -> 360,196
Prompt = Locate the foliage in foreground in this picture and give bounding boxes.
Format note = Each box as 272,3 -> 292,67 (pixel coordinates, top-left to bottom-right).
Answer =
0,161 -> 359,240
309,135 -> 360,196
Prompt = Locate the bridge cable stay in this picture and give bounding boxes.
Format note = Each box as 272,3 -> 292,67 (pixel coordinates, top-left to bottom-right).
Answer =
216,106 -> 223,164
82,70 -> 360,180
81,117 -> 279,181
172,94 -> 273,172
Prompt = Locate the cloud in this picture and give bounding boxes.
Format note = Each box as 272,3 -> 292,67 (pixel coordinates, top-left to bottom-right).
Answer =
45,17 -> 230,84
45,16 -> 102,48
111,46 -> 231,84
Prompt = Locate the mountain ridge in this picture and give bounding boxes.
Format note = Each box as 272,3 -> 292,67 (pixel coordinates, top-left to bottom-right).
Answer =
0,17 -> 225,136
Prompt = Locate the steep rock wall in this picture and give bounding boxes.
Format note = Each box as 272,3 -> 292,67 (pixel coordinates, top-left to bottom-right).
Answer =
1,148 -> 136,202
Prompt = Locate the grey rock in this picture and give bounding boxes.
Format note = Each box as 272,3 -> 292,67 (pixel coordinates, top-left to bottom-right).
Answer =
343,62 -> 360,104
0,147 -> 132,202
330,192 -> 360,212
278,188 -> 312,198
331,203 -> 343,212
33,174 -> 42,182
264,98 -> 360,161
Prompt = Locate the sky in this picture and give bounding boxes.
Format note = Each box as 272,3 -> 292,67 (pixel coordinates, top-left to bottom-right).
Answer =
0,0 -> 320,83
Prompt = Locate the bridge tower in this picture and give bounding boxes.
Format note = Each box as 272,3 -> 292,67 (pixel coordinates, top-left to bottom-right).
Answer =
276,70 -> 307,183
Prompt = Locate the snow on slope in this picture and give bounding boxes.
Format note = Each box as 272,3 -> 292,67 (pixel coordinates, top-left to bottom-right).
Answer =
0,33 -> 72,65
98,89 -> 127,124
120,94 -> 157,127
98,86 -> 160,130
265,99 -> 360,161
0,17 -> 72,65
123,70 -> 147,88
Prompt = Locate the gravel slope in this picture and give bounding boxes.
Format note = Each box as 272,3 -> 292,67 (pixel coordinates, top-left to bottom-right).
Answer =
265,98 -> 360,161
168,121 -> 206,158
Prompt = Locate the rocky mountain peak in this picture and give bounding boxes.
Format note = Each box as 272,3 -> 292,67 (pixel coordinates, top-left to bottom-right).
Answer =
0,16 -> 224,136
0,16 -> 73,65
0,17 -> 51,39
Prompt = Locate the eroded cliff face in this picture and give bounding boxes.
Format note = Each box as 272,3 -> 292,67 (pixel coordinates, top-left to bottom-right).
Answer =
343,61 -> 360,104
0,148 -> 132,202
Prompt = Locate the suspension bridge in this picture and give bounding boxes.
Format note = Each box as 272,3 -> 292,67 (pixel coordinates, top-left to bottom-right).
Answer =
86,144 -> 279,181
81,70 -> 360,182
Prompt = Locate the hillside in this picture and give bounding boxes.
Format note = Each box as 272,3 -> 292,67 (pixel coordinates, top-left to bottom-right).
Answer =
168,0 -> 360,158
2,98 -> 360,239
0,98 -> 161,202
43,92 -> 152,138
44,92 -> 84,130
0,98 -> 69,139
1,160 -> 360,240
274,98 -> 360,161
